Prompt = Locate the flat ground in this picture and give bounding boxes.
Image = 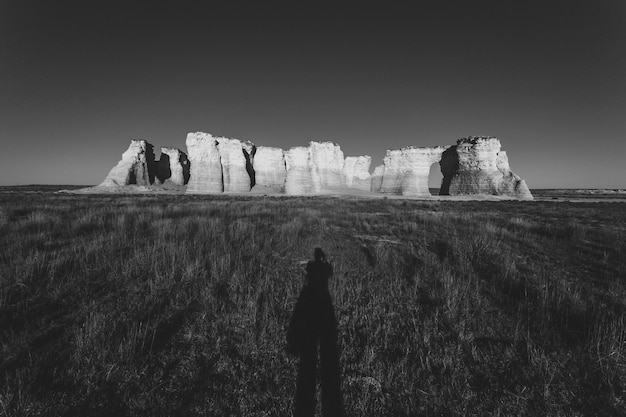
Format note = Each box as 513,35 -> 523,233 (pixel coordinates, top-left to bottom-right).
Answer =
1,189 -> 625,416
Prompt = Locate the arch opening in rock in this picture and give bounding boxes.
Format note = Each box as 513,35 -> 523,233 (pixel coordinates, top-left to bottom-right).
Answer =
156,153 -> 171,184
428,161 -> 443,196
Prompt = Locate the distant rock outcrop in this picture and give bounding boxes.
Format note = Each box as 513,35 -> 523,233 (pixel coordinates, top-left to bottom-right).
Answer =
96,132 -> 533,199
441,137 -> 532,199
379,147 -> 447,196
100,140 -> 156,186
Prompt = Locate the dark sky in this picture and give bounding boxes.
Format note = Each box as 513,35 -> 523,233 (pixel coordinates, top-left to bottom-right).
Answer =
1,0 -> 625,188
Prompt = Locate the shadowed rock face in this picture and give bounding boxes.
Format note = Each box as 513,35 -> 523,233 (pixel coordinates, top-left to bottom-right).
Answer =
99,132 -> 533,199
156,147 -> 189,186
100,140 -> 156,186
440,146 -> 459,195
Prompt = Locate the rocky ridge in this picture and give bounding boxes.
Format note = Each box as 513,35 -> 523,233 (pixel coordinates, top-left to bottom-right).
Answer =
96,132 -> 533,199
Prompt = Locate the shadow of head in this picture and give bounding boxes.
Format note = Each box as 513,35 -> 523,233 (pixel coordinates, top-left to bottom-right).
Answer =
314,247 -> 326,262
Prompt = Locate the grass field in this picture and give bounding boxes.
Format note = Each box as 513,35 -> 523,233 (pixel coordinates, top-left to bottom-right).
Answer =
1,192 -> 625,416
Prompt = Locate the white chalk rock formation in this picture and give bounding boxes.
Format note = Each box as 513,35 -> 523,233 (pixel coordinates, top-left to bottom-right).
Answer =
100,140 -> 155,186
284,147 -> 320,194
379,150 -> 408,194
185,132 -> 223,193
400,147 -> 447,196
253,146 -> 287,192
344,156 -> 372,191
495,152 -> 532,198
96,131 -> 532,199
371,165 -> 384,193
379,147 -> 446,196
309,142 -> 345,190
186,133 -> 255,193
218,138 -> 255,192
442,137 -> 533,199
156,147 -> 189,186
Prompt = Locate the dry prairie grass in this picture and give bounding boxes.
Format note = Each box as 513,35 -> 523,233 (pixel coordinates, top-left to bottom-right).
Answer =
0,193 -> 625,416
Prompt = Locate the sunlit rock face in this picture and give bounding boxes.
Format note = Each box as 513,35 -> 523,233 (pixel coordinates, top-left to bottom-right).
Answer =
309,142 -> 345,190
156,147 -> 189,186
400,147 -> 447,196
98,131 -> 532,199
218,138 -> 255,192
495,152 -> 533,199
185,132 -> 223,193
344,156 -> 372,191
100,140 -> 156,186
379,150 -> 407,194
253,146 -> 286,192
379,147 -> 446,196
283,142 -> 352,194
284,146 -> 320,194
442,137 -> 533,200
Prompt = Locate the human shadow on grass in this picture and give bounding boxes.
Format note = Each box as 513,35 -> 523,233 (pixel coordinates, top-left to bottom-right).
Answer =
287,248 -> 344,417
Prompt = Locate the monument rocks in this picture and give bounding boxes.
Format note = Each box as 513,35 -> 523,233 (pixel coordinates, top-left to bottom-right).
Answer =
376,147 -> 447,196
97,132 -> 533,199
442,137 -> 532,200
100,140 -> 156,186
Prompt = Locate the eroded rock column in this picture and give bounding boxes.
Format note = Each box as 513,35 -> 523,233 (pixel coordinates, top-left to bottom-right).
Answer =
309,141 -> 345,190
218,138 -> 255,192
185,132 -> 223,193
495,151 -> 533,199
445,137 -> 532,199
100,140 -> 156,186
344,156 -> 372,192
285,147 -> 320,194
156,147 -> 189,186
253,146 -> 287,192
